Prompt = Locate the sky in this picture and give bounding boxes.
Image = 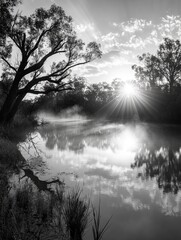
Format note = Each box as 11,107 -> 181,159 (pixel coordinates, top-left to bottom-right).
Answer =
16,0 -> 181,84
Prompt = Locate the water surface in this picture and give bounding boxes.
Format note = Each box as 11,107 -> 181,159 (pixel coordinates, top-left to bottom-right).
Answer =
21,120 -> 181,240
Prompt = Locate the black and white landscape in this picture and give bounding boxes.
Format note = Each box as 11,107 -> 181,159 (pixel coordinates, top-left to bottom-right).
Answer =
1,1 -> 181,240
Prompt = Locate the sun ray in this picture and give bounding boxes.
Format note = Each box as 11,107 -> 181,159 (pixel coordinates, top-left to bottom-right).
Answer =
93,81 -> 160,121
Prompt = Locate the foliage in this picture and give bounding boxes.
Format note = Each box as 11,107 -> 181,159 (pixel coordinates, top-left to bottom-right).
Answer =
35,78 -> 116,117
132,53 -> 163,89
0,4 -> 101,124
132,38 -> 181,94
0,0 -> 20,46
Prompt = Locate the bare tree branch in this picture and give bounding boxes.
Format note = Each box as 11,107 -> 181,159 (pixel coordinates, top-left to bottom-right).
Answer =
22,33 -> 26,51
54,60 -> 89,77
27,29 -> 49,57
1,57 -> 17,72
18,72 -> 70,95
28,86 -> 72,95
9,34 -> 21,49
23,49 -> 66,77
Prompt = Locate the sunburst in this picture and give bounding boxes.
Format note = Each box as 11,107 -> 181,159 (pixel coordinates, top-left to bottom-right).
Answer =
121,83 -> 138,98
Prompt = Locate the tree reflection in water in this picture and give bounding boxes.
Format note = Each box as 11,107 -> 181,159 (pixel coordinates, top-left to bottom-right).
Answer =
131,145 -> 181,194
38,121 -> 118,153
0,132 -> 105,240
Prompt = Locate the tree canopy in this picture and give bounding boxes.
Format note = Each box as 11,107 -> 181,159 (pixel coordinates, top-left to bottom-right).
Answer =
132,38 -> 181,93
0,0 -> 20,46
0,4 -> 102,124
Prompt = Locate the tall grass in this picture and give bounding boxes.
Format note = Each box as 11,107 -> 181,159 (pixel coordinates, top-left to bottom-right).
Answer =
63,188 -> 90,240
92,201 -> 111,240
0,181 -> 111,240
0,183 -> 56,240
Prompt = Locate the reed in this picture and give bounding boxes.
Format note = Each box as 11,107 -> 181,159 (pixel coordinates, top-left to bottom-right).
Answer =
91,201 -> 111,240
0,180 -> 111,240
63,188 -> 90,240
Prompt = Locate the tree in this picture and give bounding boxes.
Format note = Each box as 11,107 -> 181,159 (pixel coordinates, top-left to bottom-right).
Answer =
132,38 -> 181,93
0,4 -> 102,124
132,54 -> 163,90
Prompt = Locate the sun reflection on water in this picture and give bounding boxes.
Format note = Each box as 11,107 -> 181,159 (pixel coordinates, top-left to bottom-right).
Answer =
113,128 -> 139,151
20,122 -> 181,219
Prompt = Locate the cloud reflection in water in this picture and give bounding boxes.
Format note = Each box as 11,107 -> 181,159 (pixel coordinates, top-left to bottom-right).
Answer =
22,122 -> 181,218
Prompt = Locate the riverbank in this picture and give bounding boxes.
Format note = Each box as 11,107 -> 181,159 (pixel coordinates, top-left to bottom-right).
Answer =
0,114 -> 110,240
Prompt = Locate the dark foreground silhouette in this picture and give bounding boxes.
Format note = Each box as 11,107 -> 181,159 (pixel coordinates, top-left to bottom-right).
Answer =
21,168 -> 64,193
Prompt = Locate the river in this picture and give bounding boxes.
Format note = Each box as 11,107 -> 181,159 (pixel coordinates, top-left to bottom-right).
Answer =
20,120 -> 181,240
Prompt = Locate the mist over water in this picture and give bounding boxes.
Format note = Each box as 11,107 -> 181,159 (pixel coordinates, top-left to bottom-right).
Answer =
38,106 -> 91,124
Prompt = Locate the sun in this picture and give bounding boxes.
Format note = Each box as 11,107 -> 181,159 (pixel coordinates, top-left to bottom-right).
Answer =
122,83 -> 137,98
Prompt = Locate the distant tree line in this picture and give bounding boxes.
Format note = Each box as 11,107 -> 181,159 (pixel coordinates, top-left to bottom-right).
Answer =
33,77 -> 181,123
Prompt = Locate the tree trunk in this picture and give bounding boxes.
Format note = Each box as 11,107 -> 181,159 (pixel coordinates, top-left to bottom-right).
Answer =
169,76 -> 174,94
0,73 -> 23,125
5,93 -> 26,123
0,94 -> 17,124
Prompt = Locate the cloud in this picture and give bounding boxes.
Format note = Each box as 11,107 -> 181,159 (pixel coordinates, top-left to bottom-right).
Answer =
156,15 -> 181,39
84,67 -> 108,77
100,32 -> 120,53
97,22 -> 155,53
84,66 -> 99,73
76,23 -> 95,33
123,196 -> 150,211
86,50 -> 134,75
101,50 -> 121,60
93,51 -> 133,70
85,167 -> 119,180
84,70 -> 108,78
119,35 -> 154,49
76,64 -> 108,78
99,15 -> 181,54
75,50 -> 133,78
114,19 -> 152,34
74,15 -> 181,82
75,22 -> 100,41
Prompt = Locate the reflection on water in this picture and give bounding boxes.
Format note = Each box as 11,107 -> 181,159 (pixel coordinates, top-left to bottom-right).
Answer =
20,121 -> 181,240
132,146 -> 181,194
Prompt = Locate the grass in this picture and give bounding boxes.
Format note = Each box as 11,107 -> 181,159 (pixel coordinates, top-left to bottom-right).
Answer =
63,188 -> 90,240
0,180 -> 111,240
0,183 -> 61,240
92,201 -> 111,240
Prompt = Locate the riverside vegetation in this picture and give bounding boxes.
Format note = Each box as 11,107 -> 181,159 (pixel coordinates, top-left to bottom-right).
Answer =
0,129 -> 111,240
